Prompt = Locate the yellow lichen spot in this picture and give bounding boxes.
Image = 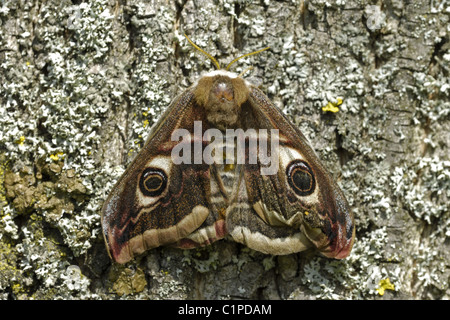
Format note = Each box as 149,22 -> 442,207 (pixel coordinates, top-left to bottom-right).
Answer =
26,61 -> 31,66
377,278 -> 395,296
160,270 -> 169,276
304,211 -> 309,216
322,98 -> 343,113
12,283 -> 23,295
49,152 -> 64,161
143,119 -> 149,128
15,136 -> 26,145
142,111 -> 148,117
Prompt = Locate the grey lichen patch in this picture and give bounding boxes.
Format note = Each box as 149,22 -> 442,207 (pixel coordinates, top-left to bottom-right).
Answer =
277,255 -> 298,282
59,265 -> 92,297
297,227 -> 397,299
390,157 -> 450,296
391,157 -> 449,225
148,268 -> 189,299
14,214 -> 92,299
121,0 -> 177,158
145,250 -> 190,299
182,246 -> 221,273
0,157 -> 98,298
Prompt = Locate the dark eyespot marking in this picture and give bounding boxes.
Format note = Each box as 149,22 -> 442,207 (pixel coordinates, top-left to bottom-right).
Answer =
139,168 -> 167,197
286,160 -> 316,196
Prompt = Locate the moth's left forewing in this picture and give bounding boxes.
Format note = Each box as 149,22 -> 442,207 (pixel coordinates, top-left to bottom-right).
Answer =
239,86 -> 355,259
101,90 -> 214,264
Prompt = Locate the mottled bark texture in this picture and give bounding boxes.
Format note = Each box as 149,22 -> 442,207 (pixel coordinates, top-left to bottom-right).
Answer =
0,0 -> 448,299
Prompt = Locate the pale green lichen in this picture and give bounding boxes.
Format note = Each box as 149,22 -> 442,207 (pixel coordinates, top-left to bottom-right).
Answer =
148,268 -> 189,299
17,218 -> 71,297
182,247 -> 221,273
60,265 -> 93,298
125,3 -> 175,156
389,157 -> 449,295
391,157 -> 449,224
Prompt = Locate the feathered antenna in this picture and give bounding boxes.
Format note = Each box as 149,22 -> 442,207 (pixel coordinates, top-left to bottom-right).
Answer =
225,47 -> 270,71
184,34 -> 270,72
184,34 -> 221,70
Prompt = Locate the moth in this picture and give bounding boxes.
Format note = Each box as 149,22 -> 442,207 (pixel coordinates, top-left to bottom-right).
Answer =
101,36 -> 355,264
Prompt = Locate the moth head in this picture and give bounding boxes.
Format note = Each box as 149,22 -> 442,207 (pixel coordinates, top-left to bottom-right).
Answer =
282,149 -> 354,259
193,73 -> 249,130
184,34 -> 269,130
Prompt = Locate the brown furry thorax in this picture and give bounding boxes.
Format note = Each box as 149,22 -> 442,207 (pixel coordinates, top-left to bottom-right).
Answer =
193,73 -> 250,130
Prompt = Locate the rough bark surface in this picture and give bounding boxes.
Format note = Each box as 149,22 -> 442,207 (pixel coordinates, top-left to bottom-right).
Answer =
0,0 -> 448,299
